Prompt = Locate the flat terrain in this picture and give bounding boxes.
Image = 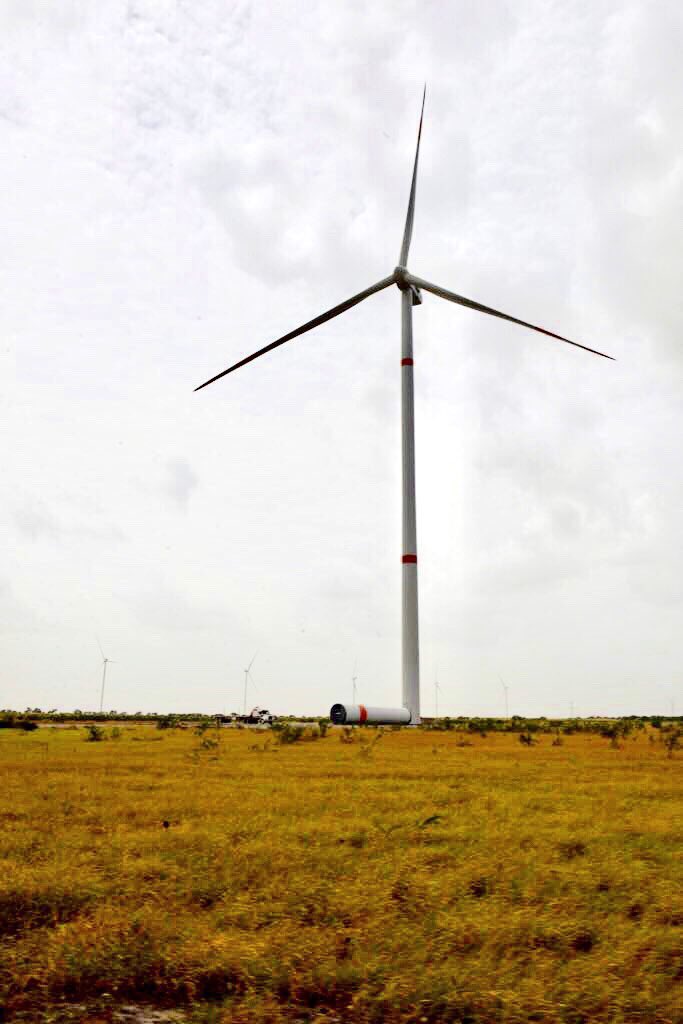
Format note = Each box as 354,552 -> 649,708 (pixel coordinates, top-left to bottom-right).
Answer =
1,724 -> 682,1023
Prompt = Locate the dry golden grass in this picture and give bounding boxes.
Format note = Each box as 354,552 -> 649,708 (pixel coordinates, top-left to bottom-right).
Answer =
1,724 -> 682,1023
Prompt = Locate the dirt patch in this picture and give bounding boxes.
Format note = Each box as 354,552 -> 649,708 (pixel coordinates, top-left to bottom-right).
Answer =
113,1008 -> 187,1024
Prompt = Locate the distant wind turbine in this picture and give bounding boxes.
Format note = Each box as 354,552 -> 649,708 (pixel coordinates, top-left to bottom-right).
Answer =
195,88 -> 613,725
96,638 -> 116,714
352,662 -> 358,705
243,653 -> 257,716
500,676 -> 509,719
434,671 -> 441,719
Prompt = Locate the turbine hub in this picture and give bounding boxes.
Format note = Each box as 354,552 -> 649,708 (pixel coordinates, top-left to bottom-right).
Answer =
394,266 -> 421,305
394,265 -> 410,290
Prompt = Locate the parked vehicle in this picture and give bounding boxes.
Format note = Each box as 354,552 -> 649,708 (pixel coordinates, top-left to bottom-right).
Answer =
216,707 -> 275,726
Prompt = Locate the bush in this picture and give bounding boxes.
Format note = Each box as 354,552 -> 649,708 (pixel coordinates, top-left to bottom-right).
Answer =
85,724 -> 105,742
0,714 -> 38,731
276,724 -> 304,745
156,716 -> 177,730
425,717 -> 455,731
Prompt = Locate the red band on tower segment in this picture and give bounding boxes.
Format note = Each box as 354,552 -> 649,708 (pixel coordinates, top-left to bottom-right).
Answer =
359,704 -> 368,723
401,358 -> 414,366
402,554 -> 417,564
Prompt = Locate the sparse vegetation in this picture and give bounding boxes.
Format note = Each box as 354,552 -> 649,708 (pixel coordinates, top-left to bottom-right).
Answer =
0,723 -> 681,1022
273,722 -> 305,744
0,713 -> 38,732
662,725 -> 682,758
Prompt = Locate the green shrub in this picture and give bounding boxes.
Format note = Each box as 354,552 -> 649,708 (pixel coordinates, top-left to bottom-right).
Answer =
276,724 -> 304,745
156,715 -> 178,730
424,717 -> 455,731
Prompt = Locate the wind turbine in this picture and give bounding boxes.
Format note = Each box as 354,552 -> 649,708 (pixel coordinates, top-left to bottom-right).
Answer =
500,676 -> 509,719
434,671 -> 441,719
352,662 -> 358,704
243,653 -> 257,716
96,639 -> 115,714
195,89 -> 613,725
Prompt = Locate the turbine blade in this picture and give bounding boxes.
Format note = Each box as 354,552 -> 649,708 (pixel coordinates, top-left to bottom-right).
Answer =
247,653 -> 257,672
405,273 -> 614,361
398,85 -> 426,267
96,636 -> 105,660
195,275 -> 395,391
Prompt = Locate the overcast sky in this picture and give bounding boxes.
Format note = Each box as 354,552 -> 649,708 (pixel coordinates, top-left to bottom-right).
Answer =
2,0 -> 681,718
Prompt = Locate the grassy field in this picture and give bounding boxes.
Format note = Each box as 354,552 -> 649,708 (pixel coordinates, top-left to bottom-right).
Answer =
1,723 -> 682,1023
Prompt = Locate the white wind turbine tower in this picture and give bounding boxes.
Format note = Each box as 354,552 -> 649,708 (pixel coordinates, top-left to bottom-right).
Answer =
500,676 -> 509,719
242,653 -> 257,716
195,89 -> 613,726
96,639 -> 115,714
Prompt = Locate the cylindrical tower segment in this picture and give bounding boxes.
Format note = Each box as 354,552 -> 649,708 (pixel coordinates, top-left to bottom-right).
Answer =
330,703 -> 412,725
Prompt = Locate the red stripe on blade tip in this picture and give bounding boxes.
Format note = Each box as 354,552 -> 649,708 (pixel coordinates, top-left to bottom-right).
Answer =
402,554 -> 417,564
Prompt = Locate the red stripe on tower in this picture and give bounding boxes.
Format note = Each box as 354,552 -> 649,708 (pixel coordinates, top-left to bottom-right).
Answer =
401,358 -> 414,366
359,704 -> 368,723
402,554 -> 417,564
